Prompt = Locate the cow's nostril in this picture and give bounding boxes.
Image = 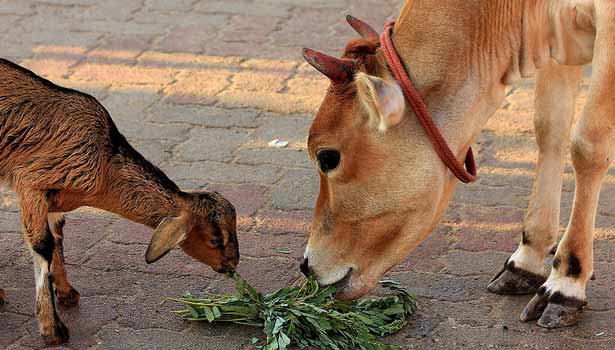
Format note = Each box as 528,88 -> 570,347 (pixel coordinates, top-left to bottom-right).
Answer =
300,258 -> 310,277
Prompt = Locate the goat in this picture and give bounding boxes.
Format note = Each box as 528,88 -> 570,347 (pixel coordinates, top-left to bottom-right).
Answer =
0,58 -> 239,345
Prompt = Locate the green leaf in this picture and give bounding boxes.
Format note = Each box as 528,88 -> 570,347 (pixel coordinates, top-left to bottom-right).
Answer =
203,306 -> 215,322
212,306 -> 222,318
278,332 -> 291,350
185,304 -> 200,318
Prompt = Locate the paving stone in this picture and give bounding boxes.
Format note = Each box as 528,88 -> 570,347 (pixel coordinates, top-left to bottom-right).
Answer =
84,34 -> 153,65
164,70 -> 231,105
444,250 -> 511,276
253,210 -> 312,235
143,0 -> 195,11
72,63 -> 176,85
238,232 -> 307,260
219,15 -> 280,44
216,89 -> 320,114
206,184 -> 268,218
131,139 -> 176,165
231,70 -> 290,93
133,10 -> 227,26
0,312 -> 29,349
394,226 -> 453,273
102,85 -> 161,122
138,51 -> 243,70
148,104 -> 261,128
0,1 -> 33,15
193,0 -> 291,17
250,115 -> 312,149
236,148 -> 312,168
0,211 -> 23,233
270,169 -> 318,210
114,120 -> 189,142
71,19 -> 169,34
161,161 -> 283,185
107,219 -> 151,245
96,326 -> 250,350
62,215 -> 116,263
156,24 -> 217,53
212,257 -> 299,294
175,127 -> 250,162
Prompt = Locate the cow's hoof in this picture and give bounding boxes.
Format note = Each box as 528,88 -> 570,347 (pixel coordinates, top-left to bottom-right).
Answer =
0,288 -> 6,305
521,286 -> 586,326
488,261 -> 545,295
520,292 -> 549,321
537,303 -> 584,328
57,288 -> 80,308
41,318 -> 70,345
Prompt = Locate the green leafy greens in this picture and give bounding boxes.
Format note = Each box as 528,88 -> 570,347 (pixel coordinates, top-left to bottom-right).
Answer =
169,273 -> 417,350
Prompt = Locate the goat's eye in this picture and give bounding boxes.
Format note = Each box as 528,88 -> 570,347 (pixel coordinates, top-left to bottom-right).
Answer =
210,238 -> 223,247
316,149 -> 341,173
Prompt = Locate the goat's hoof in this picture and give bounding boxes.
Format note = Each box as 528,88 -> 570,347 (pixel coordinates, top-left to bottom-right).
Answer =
488,264 -> 545,295
57,288 -> 80,308
41,319 -> 70,345
0,288 -> 6,305
537,303 -> 584,328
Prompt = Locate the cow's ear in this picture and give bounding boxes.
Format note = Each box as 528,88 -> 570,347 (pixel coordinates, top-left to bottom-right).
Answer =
355,72 -> 405,132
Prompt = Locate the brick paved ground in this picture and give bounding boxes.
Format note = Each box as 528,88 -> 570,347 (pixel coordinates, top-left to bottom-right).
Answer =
0,1 -> 614,349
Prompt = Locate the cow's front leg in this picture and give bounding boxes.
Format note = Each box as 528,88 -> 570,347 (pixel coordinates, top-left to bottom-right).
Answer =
489,63 -> 582,295
20,190 -> 69,344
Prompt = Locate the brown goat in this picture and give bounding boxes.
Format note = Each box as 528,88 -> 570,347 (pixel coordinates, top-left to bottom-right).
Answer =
0,59 -> 239,345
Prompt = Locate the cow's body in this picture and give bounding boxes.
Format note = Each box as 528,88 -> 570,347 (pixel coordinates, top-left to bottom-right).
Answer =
301,0 -> 613,328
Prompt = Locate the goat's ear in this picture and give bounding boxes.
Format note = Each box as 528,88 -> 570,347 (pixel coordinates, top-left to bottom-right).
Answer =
355,72 -> 405,132
145,217 -> 189,264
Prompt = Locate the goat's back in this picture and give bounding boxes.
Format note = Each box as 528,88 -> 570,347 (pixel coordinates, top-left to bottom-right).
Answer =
0,59 -> 117,193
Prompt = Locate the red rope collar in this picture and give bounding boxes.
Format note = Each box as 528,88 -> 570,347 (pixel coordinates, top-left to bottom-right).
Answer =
380,21 -> 477,183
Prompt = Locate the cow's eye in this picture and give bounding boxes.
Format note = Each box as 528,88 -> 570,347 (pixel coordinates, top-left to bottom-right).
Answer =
316,149 -> 341,173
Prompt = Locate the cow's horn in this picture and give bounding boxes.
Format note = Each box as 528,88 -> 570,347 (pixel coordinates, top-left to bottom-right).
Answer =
346,15 -> 379,40
302,48 -> 355,84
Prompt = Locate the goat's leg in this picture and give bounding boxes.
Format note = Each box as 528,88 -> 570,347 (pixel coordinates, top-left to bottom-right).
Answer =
19,190 -> 69,344
488,63 -> 582,294
48,213 -> 79,307
0,287 -> 6,304
521,5 -> 615,326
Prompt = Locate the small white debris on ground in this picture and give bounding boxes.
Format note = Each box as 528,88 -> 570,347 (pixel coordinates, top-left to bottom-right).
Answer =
268,139 -> 289,148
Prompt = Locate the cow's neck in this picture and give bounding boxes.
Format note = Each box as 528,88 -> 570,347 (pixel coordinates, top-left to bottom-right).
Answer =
390,0 -> 551,160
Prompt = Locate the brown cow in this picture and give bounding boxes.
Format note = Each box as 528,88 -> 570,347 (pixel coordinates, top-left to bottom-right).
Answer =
301,0 -> 607,328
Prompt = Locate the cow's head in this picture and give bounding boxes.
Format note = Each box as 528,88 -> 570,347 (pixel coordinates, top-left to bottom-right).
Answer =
301,15 -> 496,299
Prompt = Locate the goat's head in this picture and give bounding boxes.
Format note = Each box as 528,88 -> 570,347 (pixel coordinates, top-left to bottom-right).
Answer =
145,191 -> 239,273
301,16 -> 470,299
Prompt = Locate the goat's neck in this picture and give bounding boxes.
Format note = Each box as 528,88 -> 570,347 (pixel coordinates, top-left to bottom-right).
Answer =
96,144 -> 183,229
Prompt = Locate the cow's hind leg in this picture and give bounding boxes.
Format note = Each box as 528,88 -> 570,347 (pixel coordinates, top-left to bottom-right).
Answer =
488,63 -> 582,295
521,5 -> 615,326
48,213 -> 80,307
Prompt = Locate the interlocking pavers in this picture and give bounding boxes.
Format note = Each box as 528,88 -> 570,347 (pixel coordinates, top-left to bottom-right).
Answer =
1,1 -> 615,349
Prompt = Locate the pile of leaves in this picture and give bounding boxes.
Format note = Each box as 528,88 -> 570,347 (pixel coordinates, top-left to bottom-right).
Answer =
168,273 -> 417,350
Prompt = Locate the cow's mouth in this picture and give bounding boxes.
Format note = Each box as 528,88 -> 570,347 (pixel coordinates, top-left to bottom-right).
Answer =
328,268 -> 353,297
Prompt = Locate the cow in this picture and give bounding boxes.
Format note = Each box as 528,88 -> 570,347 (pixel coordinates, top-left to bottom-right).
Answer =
300,0 -> 608,328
